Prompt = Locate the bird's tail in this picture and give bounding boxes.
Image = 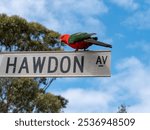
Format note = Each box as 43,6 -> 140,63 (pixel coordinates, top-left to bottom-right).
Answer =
84,39 -> 112,48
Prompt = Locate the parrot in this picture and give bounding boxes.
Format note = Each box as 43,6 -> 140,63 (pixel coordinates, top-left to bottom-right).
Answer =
60,32 -> 112,51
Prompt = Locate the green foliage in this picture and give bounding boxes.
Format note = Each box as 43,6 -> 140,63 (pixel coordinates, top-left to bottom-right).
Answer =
0,14 -> 68,113
35,93 -> 68,113
0,78 -> 68,113
0,78 -> 38,112
0,13 -> 63,51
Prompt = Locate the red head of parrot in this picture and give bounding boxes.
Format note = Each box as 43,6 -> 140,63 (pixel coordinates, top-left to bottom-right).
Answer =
60,34 -> 70,45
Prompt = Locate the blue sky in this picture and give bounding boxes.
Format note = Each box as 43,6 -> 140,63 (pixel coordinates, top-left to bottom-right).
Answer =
0,0 -> 150,112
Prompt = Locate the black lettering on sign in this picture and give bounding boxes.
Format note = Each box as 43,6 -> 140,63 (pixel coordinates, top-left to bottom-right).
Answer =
96,56 -> 108,67
48,57 -> 58,73
33,57 -> 46,73
6,57 -> 17,73
60,56 -> 71,73
73,56 -> 84,73
102,56 -> 108,64
18,57 -> 29,73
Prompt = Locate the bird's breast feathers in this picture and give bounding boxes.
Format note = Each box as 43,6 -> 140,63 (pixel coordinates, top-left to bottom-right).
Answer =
68,41 -> 92,49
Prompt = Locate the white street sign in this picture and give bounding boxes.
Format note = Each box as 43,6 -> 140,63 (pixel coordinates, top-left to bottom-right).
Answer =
0,51 -> 111,77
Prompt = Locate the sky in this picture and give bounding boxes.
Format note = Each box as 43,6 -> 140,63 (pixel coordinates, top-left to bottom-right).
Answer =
0,0 -> 150,112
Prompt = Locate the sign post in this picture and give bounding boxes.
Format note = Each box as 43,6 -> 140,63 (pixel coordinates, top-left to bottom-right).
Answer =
0,51 -> 111,77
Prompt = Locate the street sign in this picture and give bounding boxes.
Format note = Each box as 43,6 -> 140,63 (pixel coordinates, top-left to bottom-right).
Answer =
0,51 -> 111,77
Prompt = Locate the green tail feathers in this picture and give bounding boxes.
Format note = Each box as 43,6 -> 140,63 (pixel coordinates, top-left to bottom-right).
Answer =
68,32 -> 97,44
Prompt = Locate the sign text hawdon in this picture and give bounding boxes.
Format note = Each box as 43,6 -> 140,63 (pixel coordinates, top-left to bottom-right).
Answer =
0,51 -> 111,77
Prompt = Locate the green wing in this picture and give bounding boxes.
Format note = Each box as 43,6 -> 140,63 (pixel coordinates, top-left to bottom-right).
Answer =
68,32 -> 96,44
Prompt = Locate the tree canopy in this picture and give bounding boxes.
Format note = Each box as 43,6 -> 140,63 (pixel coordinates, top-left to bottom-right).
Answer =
0,13 -> 68,113
117,104 -> 127,113
0,13 -> 63,51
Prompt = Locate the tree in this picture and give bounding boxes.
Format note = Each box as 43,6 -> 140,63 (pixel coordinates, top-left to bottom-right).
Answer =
0,13 -> 63,51
117,104 -> 127,113
0,14 -> 68,112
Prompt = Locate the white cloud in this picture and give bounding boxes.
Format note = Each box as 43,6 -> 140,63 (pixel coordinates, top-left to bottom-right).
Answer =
123,9 -> 150,29
54,56 -> 150,112
60,88 -> 113,112
50,0 -> 108,16
0,0 -> 108,35
0,0 -> 46,18
110,0 -> 139,10
45,0 -> 108,34
99,57 -> 150,112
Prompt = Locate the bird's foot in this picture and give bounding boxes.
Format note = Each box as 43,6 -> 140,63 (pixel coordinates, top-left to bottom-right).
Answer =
75,49 -> 78,52
74,49 -> 90,52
